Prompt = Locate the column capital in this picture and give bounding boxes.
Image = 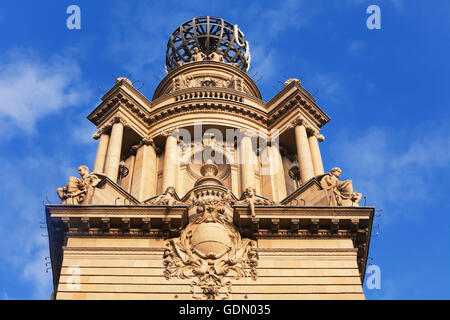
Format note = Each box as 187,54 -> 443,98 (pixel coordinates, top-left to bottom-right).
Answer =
93,123 -> 113,139
111,113 -> 130,128
316,133 -> 325,142
291,116 -> 306,127
92,131 -> 102,140
238,128 -> 258,138
130,144 -> 139,155
305,126 -> 317,136
141,135 -> 156,146
160,128 -> 179,138
305,127 -> 325,142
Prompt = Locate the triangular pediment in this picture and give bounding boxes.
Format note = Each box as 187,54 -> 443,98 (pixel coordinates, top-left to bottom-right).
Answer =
84,174 -> 139,205
281,175 -> 336,206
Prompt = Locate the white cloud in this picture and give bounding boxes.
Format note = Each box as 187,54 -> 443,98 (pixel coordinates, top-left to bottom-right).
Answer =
72,118 -> 97,145
307,73 -> 344,102
330,125 -> 450,223
0,48 -> 89,132
348,40 -> 364,55
22,249 -> 52,299
0,153 -> 74,299
105,0 -> 312,92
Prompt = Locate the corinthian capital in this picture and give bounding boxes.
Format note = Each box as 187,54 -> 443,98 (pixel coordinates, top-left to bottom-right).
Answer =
111,113 -> 129,127
92,131 -> 101,140
141,135 -> 155,146
305,126 -> 317,136
290,116 -> 305,127
238,128 -> 258,138
316,133 -> 325,142
160,128 -> 178,138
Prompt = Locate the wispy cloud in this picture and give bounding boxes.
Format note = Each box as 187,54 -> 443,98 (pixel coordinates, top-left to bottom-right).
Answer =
104,0 -> 314,98
0,48 -> 89,133
0,153 -> 73,299
330,125 -> 450,223
348,40 -> 364,55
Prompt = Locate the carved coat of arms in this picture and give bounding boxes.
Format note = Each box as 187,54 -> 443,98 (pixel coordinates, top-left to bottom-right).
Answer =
163,188 -> 258,300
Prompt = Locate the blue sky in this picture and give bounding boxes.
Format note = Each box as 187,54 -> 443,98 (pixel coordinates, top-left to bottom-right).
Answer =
0,0 -> 449,299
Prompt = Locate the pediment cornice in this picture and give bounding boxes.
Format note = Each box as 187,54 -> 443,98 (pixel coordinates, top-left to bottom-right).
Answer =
266,82 -> 330,129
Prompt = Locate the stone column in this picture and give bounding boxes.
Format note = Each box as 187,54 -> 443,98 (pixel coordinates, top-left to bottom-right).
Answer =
307,128 -> 325,176
122,145 -> 137,193
104,118 -> 125,182
238,129 -> 256,194
293,118 -> 314,183
162,130 -> 179,191
260,142 -> 287,202
131,137 -> 158,201
92,126 -> 110,173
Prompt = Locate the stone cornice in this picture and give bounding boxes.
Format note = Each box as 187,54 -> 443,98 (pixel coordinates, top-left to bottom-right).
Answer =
100,78 -> 152,109
233,205 -> 374,282
88,82 -> 330,138
266,82 -> 331,129
87,87 -> 152,128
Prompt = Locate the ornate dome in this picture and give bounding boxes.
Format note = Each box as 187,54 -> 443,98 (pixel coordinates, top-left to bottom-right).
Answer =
165,16 -> 251,73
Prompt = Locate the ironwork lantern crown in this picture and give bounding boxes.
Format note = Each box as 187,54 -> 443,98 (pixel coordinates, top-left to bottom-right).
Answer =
165,16 -> 251,73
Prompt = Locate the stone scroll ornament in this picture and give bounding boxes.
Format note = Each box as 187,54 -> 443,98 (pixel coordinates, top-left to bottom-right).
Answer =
56,165 -> 100,204
320,167 -> 363,206
163,193 -> 258,300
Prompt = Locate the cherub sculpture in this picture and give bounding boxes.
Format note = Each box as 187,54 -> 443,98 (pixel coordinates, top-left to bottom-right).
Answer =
56,165 -> 100,204
320,167 -> 362,206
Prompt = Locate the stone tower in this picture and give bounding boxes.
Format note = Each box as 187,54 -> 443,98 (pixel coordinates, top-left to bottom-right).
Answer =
46,16 -> 374,300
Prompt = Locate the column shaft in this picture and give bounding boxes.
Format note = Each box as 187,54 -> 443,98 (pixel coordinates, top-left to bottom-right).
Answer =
308,134 -> 324,176
104,122 -> 124,182
162,134 -> 178,190
239,134 -> 256,193
294,124 -> 314,183
93,133 -> 110,173
260,145 -> 287,201
131,143 -> 157,201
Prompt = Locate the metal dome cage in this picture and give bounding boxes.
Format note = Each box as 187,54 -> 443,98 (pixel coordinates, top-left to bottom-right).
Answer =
165,16 -> 251,73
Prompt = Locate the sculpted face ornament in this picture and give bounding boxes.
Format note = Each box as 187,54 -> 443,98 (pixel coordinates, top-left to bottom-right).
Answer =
163,189 -> 258,300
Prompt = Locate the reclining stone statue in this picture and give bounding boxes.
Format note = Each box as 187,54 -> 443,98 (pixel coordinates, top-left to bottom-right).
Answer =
145,186 -> 181,207
56,165 -> 100,204
320,167 -> 362,206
